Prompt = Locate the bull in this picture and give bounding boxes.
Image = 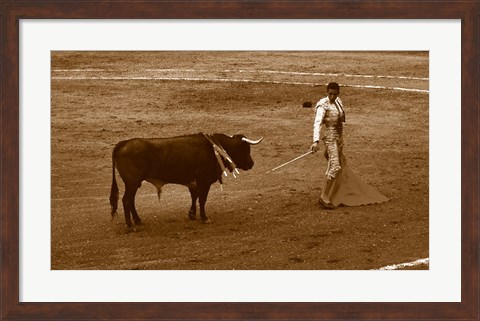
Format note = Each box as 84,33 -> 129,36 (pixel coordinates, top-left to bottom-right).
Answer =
109,133 -> 263,230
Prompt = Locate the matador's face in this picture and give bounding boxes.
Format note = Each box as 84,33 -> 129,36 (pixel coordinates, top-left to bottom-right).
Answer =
327,89 -> 339,103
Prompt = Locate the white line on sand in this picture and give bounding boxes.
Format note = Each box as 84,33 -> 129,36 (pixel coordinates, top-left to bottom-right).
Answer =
374,258 -> 429,270
54,68 -> 428,81
52,76 -> 429,93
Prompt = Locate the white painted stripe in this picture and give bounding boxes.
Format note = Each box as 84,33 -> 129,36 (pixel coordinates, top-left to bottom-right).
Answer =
53,68 -> 429,81
238,69 -> 428,81
344,84 -> 429,93
51,76 -> 429,93
52,75 -> 317,84
374,258 -> 429,270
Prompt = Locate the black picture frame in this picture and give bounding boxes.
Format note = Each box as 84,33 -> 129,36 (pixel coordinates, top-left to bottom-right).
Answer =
1,1 -> 478,320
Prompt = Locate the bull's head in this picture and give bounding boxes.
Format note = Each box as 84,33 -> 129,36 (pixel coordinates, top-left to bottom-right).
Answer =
218,134 -> 263,171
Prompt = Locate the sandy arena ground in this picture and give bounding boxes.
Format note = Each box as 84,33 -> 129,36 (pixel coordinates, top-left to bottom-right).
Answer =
51,51 -> 429,270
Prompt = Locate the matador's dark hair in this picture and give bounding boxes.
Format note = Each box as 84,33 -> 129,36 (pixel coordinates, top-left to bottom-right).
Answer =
326,82 -> 340,91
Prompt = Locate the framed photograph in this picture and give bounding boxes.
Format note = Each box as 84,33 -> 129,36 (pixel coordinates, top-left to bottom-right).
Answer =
2,1 -> 478,320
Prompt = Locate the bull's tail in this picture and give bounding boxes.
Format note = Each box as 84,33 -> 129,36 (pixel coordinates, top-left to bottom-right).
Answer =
109,144 -> 120,219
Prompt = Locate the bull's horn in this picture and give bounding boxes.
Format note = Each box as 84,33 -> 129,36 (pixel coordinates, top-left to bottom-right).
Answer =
242,137 -> 264,145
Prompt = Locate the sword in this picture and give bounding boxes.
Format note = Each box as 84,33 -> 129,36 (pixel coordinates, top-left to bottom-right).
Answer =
266,151 -> 312,173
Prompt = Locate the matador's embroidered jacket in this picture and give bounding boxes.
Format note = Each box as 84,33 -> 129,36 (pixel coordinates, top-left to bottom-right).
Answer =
312,96 -> 345,143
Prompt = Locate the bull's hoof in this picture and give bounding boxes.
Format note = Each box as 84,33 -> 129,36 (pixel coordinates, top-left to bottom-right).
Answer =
201,218 -> 211,224
188,212 -> 196,220
134,219 -> 142,225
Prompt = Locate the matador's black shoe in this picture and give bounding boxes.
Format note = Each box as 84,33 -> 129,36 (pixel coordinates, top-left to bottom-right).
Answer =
318,198 -> 335,210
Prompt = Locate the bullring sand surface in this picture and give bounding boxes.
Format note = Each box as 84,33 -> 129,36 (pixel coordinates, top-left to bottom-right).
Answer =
51,51 -> 428,270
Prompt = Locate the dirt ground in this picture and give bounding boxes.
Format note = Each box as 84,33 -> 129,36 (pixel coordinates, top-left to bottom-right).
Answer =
50,51 -> 429,270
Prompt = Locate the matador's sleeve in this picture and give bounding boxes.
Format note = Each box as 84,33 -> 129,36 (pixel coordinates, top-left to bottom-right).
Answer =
313,102 -> 325,143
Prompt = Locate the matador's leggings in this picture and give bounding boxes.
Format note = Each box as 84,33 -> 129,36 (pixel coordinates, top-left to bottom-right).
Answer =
323,126 -> 343,180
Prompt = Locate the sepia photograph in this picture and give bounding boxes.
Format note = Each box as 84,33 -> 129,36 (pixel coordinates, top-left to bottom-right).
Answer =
5,2 -> 477,318
50,51 -> 429,271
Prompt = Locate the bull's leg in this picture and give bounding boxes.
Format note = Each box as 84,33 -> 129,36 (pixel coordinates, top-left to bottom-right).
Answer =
131,188 -> 142,225
188,186 -> 198,220
198,185 -> 212,224
122,186 -> 138,231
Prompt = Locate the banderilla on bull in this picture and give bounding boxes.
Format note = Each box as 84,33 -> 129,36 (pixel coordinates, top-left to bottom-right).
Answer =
266,151 -> 313,173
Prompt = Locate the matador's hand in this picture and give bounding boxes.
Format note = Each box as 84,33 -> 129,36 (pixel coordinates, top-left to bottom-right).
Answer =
310,141 -> 320,153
